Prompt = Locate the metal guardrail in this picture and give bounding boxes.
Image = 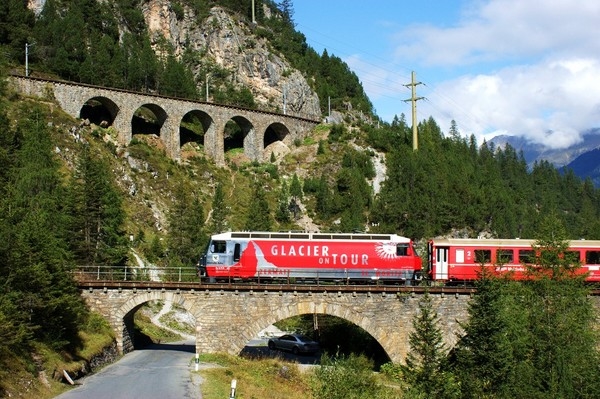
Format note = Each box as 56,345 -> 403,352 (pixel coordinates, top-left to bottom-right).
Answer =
72,265 -> 481,294
72,266 -> 600,295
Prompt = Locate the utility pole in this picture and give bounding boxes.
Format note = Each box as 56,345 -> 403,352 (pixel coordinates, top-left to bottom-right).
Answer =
25,42 -> 34,77
403,71 -> 424,151
251,0 -> 256,24
282,85 -> 286,114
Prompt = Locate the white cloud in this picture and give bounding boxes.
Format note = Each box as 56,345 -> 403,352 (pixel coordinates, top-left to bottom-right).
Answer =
387,0 -> 600,149
394,0 -> 600,66
425,58 -> 600,149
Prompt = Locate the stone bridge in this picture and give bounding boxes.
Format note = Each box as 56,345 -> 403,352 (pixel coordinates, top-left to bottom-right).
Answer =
8,75 -> 320,165
80,284 -> 472,363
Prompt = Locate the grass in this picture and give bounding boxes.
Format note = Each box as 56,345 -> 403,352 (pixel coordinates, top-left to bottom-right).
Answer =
197,353 -> 313,399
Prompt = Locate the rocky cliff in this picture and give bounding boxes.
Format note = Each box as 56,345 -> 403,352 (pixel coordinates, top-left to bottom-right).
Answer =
27,0 -> 321,119
142,1 -> 321,118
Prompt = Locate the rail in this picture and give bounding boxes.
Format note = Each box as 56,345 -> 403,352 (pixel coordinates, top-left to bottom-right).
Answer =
72,265 -> 477,294
72,265 -> 600,295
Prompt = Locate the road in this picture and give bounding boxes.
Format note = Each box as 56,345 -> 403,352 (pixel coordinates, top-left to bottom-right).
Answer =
54,340 -> 201,399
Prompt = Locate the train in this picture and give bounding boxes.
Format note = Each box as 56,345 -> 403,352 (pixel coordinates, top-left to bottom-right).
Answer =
197,232 -> 600,284
198,231 -> 422,283
429,238 -> 600,283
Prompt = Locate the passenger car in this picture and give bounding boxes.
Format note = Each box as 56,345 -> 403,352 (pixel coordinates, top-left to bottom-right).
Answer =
267,334 -> 320,354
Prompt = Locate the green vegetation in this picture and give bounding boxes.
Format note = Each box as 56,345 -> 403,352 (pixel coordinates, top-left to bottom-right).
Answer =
3,1 -> 600,398
197,353 -> 399,399
385,215 -> 600,399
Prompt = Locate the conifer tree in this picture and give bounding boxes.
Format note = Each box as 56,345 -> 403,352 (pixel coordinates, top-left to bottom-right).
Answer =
276,180 -> 291,224
244,181 -> 273,231
520,215 -> 600,397
209,182 -> 227,233
70,145 -> 128,266
2,106 -> 85,349
166,185 -> 207,278
402,292 -> 459,398
452,271 -> 524,399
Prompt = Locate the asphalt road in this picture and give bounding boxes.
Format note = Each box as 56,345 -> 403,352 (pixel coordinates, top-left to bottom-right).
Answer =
54,340 -> 201,399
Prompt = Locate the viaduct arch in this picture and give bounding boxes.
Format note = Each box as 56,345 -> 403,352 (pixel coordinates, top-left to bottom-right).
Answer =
9,75 -> 319,166
80,286 -> 472,363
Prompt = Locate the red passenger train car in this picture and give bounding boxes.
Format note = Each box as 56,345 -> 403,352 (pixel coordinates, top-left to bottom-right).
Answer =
199,231 -> 422,283
428,238 -> 600,282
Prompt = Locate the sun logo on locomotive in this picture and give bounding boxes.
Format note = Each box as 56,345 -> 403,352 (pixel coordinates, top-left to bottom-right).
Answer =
375,242 -> 398,260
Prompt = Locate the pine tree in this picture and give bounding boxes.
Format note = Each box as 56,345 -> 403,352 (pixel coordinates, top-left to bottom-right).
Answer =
275,180 -> 291,224
209,182 -> 227,233
166,186 -> 207,279
70,146 -> 128,266
244,182 -> 273,231
401,292 -> 459,398
519,215 -> 600,397
2,106 -> 85,349
452,273 -> 524,399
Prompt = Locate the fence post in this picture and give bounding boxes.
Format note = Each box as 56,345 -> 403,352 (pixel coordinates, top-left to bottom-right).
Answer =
229,379 -> 237,399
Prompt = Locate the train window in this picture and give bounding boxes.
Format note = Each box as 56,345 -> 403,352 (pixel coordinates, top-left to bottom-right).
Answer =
211,241 -> 227,253
519,250 -> 535,263
455,249 -> 465,263
397,244 -> 409,256
586,251 -> 600,264
497,249 -> 514,264
474,250 -> 491,264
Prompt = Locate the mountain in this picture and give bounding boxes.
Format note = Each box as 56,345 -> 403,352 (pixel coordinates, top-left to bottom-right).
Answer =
489,128 -> 600,186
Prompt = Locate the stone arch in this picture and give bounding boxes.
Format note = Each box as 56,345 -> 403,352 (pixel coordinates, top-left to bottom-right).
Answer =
79,96 -> 120,127
180,109 -> 213,151
224,115 -> 257,161
263,122 -> 291,161
113,291 -> 199,354
231,299 -> 397,361
264,122 -> 291,147
132,103 -> 168,140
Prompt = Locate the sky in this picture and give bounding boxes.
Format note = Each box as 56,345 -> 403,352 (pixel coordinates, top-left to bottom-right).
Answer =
292,0 -> 600,149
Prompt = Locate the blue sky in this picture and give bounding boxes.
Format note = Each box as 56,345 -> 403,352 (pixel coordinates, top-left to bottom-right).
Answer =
293,0 -> 600,149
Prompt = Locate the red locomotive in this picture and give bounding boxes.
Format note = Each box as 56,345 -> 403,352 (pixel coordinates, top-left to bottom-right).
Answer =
198,231 -> 422,283
428,238 -> 600,283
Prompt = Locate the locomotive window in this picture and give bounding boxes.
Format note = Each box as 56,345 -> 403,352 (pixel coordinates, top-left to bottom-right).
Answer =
519,250 -> 535,263
497,249 -> 514,264
211,241 -> 227,253
397,244 -> 409,256
586,251 -> 600,264
474,250 -> 491,264
233,243 -> 241,262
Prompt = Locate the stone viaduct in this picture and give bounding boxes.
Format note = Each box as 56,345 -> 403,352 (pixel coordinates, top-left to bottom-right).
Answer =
8,75 -> 320,165
80,284 -> 472,364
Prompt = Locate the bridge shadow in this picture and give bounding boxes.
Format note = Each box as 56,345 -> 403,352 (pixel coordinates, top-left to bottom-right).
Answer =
141,341 -> 196,353
240,341 -> 321,365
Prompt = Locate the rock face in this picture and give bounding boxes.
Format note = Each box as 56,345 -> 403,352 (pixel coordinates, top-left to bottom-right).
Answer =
141,1 -> 321,119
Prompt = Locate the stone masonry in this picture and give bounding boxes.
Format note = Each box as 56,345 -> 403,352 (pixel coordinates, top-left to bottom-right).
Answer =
8,75 -> 319,166
80,287 -> 471,363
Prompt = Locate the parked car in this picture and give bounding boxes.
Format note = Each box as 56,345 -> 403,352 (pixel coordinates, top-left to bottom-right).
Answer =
268,334 -> 320,355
